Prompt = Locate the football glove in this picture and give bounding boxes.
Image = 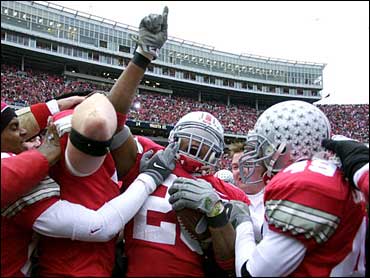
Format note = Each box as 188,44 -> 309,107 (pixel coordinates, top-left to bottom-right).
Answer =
139,142 -> 178,186
168,177 -> 222,217
224,200 -> 252,229
322,139 -> 369,188
132,6 -> 168,60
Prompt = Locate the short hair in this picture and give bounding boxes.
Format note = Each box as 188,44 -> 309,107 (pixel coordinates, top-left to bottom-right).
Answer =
53,90 -> 110,101
54,90 -> 93,100
229,141 -> 246,158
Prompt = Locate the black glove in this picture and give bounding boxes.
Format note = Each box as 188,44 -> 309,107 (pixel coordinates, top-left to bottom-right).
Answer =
140,142 -> 178,186
322,139 -> 369,187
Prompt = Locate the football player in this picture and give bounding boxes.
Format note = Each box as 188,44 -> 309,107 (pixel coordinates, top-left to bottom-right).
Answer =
91,6 -> 251,276
31,8 -> 172,277
1,98 -> 81,208
235,100 -> 367,277
111,109 -> 250,277
2,7 -> 173,277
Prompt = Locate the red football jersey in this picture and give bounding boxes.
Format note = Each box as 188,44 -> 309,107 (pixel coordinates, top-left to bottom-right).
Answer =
1,153 -> 59,277
37,110 -> 121,277
264,159 -> 367,277
122,136 -> 249,277
357,169 -> 369,203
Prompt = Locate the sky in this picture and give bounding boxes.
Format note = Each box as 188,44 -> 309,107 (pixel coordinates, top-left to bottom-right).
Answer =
50,1 -> 369,105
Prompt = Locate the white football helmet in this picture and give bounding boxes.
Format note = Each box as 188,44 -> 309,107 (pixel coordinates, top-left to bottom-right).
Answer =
169,111 -> 225,167
214,169 -> 235,184
239,100 -> 331,183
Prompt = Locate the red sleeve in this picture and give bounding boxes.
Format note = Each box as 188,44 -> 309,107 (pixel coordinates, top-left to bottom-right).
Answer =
358,171 -> 369,203
12,197 -> 59,229
1,150 -> 49,208
116,112 -> 127,127
30,103 -> 52,130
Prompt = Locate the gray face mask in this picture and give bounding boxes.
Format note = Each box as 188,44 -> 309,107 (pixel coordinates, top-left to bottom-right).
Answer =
172,126 -> 224,167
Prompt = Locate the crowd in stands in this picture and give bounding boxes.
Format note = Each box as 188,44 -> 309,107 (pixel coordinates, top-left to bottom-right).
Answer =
318,104 -> 369,143
2,64 -> 369,147
130,91 -> 258,135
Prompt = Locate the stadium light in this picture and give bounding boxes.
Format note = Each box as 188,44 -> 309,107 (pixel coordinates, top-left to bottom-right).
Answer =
4,9 -> 8,14
133,102 -> 141,109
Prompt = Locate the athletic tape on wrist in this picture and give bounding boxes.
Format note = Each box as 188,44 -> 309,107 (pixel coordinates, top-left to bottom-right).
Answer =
132,52 -> 151,70
110,125 -> 131,151
207,207 -> 228,228
69,128 -> 112,156
136,45 -> 155,60
46,99 -> 60,115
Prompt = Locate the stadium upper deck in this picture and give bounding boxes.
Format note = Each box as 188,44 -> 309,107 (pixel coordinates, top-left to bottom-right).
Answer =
1,1 -> 325,107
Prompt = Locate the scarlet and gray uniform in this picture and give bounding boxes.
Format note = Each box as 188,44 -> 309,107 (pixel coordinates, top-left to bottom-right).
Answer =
1,152 -> 59,277
236,159 -> 367,277
122,136 -> 250,277
36,109 -> 120,277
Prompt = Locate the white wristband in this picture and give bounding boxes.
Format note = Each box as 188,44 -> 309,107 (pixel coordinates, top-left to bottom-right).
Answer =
46,99 -> 60,115
136,45 -> 154,61
136,173 -> 157,194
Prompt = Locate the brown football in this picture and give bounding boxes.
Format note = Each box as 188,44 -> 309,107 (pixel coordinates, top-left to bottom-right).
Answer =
176,208 -> 211,241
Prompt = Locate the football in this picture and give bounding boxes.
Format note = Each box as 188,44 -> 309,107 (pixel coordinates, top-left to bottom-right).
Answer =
176,208 -> 211,241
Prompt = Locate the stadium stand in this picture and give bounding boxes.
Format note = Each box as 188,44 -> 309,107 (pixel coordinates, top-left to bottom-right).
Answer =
2,63 -> 368,158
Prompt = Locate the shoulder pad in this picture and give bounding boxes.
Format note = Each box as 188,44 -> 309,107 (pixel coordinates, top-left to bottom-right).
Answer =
265,199 -> 340,244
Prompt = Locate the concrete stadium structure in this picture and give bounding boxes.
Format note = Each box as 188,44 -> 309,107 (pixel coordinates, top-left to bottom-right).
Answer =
1,1 -> 326,143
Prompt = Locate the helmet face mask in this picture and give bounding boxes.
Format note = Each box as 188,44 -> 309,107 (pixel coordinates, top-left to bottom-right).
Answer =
169,112 -> 224,168
239,101 -> 331,183
239,133 -> 270,184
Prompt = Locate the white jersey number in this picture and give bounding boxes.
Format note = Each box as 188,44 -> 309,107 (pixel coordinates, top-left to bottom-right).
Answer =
283,160 -> 336,177
132,175 -> 176,245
